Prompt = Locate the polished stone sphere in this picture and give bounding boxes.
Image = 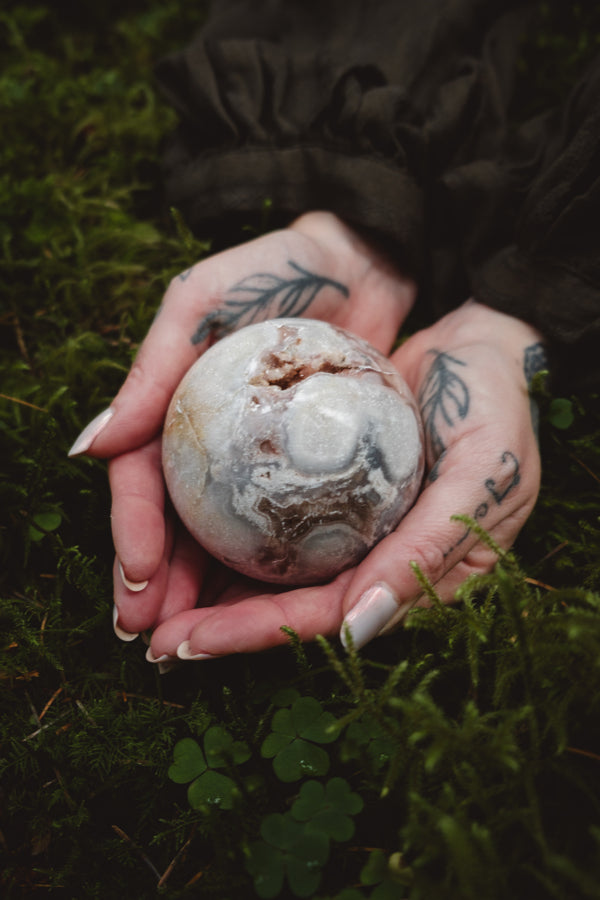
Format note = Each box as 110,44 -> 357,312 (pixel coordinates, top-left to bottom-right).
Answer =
162,319 -> 424,585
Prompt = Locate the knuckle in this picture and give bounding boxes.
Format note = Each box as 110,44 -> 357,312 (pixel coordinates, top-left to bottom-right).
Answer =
409,540 -> 447,585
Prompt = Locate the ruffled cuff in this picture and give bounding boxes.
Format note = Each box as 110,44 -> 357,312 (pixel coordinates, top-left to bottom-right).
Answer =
160,139 -> 424,270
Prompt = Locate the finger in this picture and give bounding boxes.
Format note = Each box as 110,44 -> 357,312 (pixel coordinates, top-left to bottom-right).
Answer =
72,277 -> 211,460
339,438 -> 538,649
69,218 -> 416,460
110,436 -> 171,636
155,526 -> 209,626
148,568 -> 355,659
113,546 -> 170,638
109,437 -> 166,584
114,521 -> 209,639
71,231 -> 355,460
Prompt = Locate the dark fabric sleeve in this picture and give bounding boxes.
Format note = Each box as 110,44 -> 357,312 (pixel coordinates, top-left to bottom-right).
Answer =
155,0 -> 600,390
155,0 -> 528,273
462,58 -> 600,391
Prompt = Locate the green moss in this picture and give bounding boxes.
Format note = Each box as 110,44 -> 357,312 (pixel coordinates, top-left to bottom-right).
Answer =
1,1 -> 600,898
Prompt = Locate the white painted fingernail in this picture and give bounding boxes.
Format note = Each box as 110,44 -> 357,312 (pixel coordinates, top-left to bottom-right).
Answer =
68,407 -> 114,456
145,647 -> 170,664
118,560 -> 149,593
112,605 -> 139,642
340,582 -> 402,651
176,640 -> 214,660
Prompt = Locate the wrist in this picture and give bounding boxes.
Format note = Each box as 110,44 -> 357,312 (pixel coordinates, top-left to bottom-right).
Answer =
398,299 -> 547,398
439,299 -> 543,349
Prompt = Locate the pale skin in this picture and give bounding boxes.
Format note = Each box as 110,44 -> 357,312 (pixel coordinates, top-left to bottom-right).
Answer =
73,212 -> 544,660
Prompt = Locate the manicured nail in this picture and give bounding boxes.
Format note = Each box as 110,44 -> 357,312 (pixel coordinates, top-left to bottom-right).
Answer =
176,640 -> 214,661
145,647 -> 170,664
112,605 -> 139,642
118,560 -> 149,593
68,407 -> 114,457
340,581 -> 402,651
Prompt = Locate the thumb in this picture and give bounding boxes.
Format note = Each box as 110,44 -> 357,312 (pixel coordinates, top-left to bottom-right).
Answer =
67,272 -> 211,459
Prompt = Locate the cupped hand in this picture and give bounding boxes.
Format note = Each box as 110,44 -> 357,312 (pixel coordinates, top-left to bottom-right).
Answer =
68,211 -> 416,645
339,299 -> 545,648
135,299 -> 545,662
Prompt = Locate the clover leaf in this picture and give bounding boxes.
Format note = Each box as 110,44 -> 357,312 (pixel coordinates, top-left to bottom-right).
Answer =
246,812 -> 330,898
341,716 -> 396,772
168,726 -> 250,810
261,696 -> 338,782
168,737 -> 207,783
203,723 -> 252,768
29,510 -> 62,542
548,397 -> 575,429
291,778 -> 364,842
187,768 -> 240,810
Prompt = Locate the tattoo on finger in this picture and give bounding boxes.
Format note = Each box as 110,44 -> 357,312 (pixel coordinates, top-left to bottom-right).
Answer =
444,449 -> 521,557
190,260 -> 349,346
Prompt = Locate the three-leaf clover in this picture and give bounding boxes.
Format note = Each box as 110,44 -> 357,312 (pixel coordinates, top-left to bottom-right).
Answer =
246,812 -> 330,899
261,694 -> 339,782
341,716 -> 396,772
291,778 -> 364,841
260,696 -> 338,782
168,726 -> 250,810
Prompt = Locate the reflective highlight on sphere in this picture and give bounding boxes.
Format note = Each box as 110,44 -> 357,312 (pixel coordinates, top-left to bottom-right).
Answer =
162,319 -> 424,585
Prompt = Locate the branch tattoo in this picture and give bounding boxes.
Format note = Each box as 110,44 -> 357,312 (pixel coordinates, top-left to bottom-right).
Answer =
188,260 -> 349,345
418,351 -> 469,480
418,348 -> 525,557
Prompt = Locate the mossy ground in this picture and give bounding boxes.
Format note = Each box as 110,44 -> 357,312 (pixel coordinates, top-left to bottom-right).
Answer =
1,2 -> 600,898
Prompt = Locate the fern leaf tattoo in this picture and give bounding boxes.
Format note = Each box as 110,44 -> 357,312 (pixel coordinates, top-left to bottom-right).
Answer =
419,351 -> 469,469
191,260 -> 349,345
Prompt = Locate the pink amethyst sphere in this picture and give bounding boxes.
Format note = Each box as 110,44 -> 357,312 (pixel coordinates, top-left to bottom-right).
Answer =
162,319 -> 424,585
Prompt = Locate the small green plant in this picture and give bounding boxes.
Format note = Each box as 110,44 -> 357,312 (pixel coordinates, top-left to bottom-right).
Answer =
547,396 -> 575,429
245,777 -> 363,898
260,691 -> 339,782
168,726 -> 251,810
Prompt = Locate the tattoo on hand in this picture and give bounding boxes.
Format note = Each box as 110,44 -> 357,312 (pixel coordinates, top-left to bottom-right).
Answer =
524,342 -> 548,434
523,342 -> 548,385
444,450 -> 521,557
418,351 -> 469,479
190,260 -> 349,346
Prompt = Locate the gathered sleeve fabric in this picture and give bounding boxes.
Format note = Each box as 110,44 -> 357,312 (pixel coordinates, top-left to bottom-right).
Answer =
155,0 -> 600,390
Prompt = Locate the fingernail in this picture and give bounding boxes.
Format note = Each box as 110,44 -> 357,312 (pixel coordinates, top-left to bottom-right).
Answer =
68,407 -> 114,457
112,605 -> 139,642
176,640 -> 214,661
119,560 -> 149,593
145,647 -> 170,664
340,581 -> 402,651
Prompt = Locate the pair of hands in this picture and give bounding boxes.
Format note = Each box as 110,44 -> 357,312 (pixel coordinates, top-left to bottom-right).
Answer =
71,212 -> 543,662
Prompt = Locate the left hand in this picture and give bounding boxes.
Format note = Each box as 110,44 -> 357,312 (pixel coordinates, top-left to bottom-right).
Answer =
144,299 -> 544,660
